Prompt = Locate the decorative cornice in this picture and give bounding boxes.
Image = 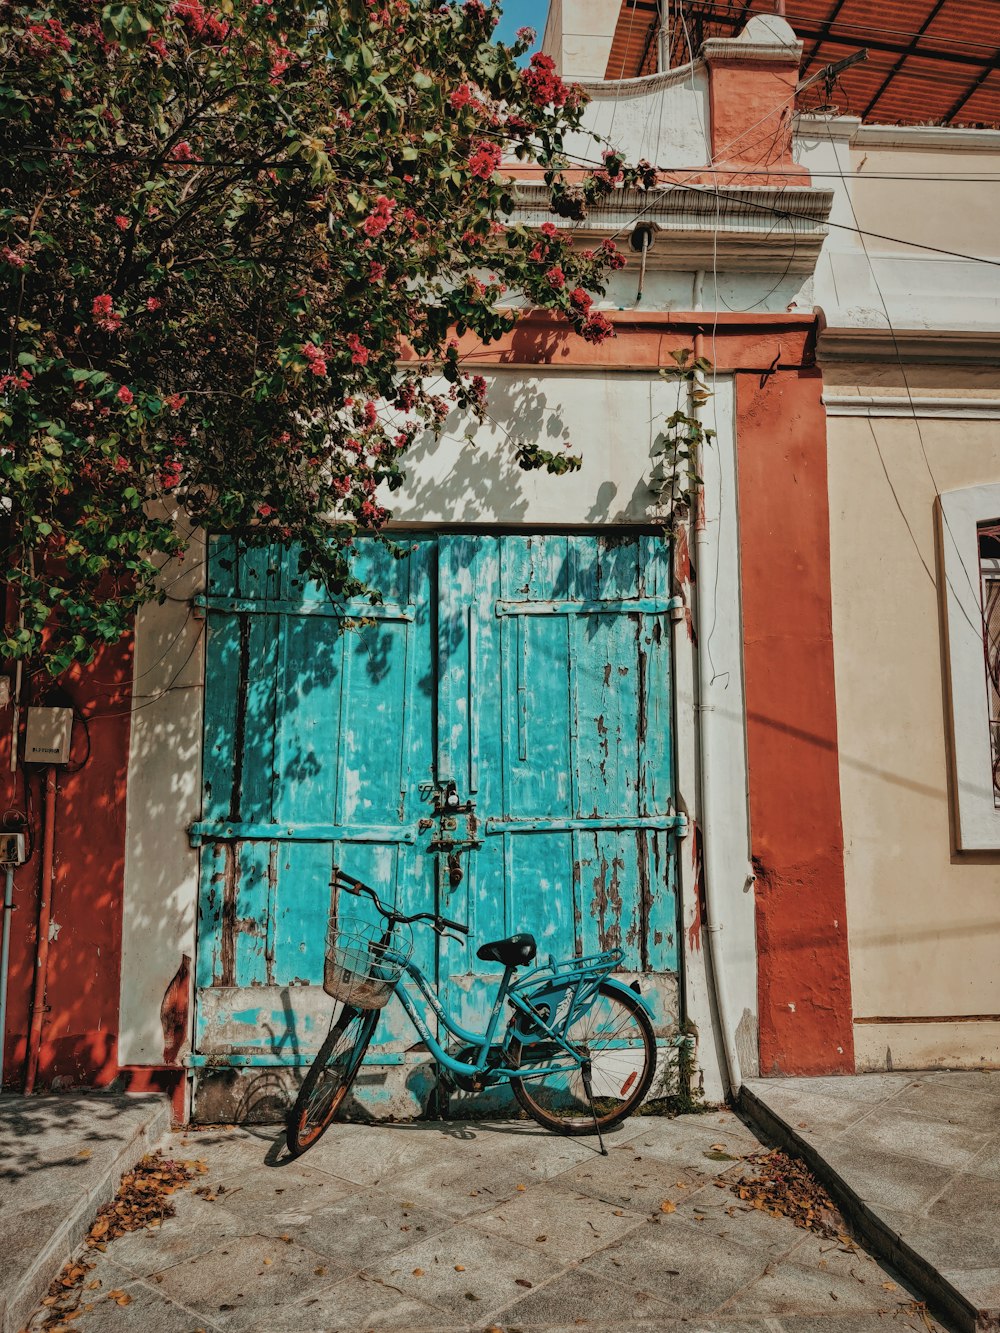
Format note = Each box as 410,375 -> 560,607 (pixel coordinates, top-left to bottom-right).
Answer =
512,183 -> 833,274
824,393 -> 1000,420
575,59 -> 705,100
702,15 -> 801,66
796,115 -> 1000,153
818,326 -> 1000,366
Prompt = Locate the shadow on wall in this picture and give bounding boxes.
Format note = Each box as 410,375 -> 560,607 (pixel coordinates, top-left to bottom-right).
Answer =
391,370 -> 672,525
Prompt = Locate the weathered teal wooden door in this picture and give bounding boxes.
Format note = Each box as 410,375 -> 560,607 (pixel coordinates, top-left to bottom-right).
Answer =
191,533 -> 681,1118
435,535 -> 681,1038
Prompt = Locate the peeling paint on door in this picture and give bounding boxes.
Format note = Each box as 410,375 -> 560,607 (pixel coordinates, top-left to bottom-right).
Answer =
191,533 -> 682,1118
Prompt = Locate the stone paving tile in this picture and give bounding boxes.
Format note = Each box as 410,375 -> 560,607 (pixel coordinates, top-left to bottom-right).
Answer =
210,1157 -> 360,1218
888,1076 -> 1000,1124
674,1185 -> 818,1260
937,1267 -> 1000,1315
378,1130 -> 596,1219
464,1181 -> 648,1262
290,1122 -> 498,1189
262,1183 -> 455,1269
777,1315 -> 948,1332
718,1255 -> 912,1319
556,1142 -> 731,1213
488,1265 -> 674,1327
355,1220 -> 563,1321
68,1277 -> 227,1333
875,1203 -> 1000,1271
580,1213 -> 772,1314
815,1141 -> 956,1215
743,1088 -> 875,1141
236,1273 -> 456,1332
755,1076 -> 914,1105
928,1171 -> 1000,1233
963,1133 -> 1000,1182
150,1232 -> 345,1329
836,1105 -> 994,1174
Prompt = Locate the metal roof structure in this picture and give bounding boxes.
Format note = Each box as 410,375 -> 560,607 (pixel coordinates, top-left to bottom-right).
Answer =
605,0 -> 1000,127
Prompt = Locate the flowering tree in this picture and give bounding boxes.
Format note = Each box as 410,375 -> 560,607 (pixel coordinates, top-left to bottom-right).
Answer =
1,0 -> 647,675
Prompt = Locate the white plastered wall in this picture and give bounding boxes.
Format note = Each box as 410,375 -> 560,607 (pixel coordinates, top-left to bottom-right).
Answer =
119,536 -> 205,1065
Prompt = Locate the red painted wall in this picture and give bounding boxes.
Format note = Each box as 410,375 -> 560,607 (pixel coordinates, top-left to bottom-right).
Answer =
0,625 -> 133,1090
735,371 -> 854,1074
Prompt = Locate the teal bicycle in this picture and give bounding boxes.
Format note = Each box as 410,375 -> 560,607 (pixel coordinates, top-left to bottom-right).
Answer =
287,869 -> 657,1157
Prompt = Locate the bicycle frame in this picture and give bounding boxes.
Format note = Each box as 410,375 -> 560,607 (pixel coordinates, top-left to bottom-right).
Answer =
377,946 -> 621,1084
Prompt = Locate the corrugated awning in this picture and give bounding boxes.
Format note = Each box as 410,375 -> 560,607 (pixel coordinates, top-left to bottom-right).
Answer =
605,0 -> 1000,128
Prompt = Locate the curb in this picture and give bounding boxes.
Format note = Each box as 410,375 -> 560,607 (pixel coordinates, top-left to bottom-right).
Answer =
5,1097 -> 171,1333
739,1084 -> 991,1333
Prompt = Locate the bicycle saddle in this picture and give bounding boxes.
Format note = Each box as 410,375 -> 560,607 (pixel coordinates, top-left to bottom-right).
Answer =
476,933 -> 537,968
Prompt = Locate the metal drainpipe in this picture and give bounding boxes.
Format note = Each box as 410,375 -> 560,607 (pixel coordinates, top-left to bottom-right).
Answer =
25,766 -> 56,1095
691,331 -> 743,1100
0,863 -> 14,1087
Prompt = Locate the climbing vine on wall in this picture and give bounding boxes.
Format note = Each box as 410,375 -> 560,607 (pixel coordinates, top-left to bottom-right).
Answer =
652,348 -> 716,535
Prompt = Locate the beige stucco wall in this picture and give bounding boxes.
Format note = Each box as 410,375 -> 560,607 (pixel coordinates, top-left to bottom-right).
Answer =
848,145 -> 1000,263
826,368 -> 1000,1071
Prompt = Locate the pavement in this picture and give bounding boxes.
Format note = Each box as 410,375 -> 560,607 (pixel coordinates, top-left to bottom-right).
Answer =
13,1105 -> 948,1333
0,1092 -> 171,1333
743,1070 -> 1000,1333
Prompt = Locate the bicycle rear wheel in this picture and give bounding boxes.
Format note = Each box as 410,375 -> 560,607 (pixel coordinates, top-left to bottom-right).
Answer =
508,983 -> 656,1134
286,1005 -> 378,1157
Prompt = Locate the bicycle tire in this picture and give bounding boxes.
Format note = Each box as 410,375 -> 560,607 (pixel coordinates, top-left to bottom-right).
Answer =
508,983 -> 656,1134
286,1005 -> 378,1157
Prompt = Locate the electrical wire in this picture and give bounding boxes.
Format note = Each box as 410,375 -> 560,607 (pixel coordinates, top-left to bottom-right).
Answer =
820,117 -> 986,643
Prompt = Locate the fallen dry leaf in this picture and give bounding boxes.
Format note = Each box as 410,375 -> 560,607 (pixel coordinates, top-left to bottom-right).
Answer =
454,1265 -> 465,1272
515,1278 -> 533,1288
516,1183 -> 526,1192
660,1201 -> 676,1214
728,1150 -> 843,1239
314,1267 -> 326,1277
535,1234 -> 547,1241
412,1268 -> 425,1277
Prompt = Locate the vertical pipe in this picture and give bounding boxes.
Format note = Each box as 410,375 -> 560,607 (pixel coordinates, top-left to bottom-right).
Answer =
25,766 -> 56,1095
0,864 -> 14,1086
691,333 -> 743,1100
657,0 -> 670,72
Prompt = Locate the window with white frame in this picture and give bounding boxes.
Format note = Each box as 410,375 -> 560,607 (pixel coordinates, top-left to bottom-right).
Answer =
979,525 -> 1000,809
940,484 -> 1000,850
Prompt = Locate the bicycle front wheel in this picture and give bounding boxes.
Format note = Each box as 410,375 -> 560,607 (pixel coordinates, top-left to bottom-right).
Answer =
508,983 -> 656,1134
286,1005 -> 378,1157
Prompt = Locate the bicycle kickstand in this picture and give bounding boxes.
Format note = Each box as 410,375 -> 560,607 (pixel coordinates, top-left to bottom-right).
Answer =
580,1060 -> 608,1156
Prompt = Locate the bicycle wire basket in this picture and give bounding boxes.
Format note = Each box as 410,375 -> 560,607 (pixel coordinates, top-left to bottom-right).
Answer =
323,914 -> 413,1010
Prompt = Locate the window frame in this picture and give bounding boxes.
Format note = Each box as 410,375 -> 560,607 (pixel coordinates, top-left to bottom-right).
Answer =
940,483 -> 1000,850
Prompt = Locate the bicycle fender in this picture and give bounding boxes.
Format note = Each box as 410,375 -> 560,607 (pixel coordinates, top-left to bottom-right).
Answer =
602,975 -> 656,1019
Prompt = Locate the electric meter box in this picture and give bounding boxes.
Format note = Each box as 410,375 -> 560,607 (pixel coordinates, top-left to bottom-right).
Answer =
0,832 -> 26,864
24,706 -> 74,765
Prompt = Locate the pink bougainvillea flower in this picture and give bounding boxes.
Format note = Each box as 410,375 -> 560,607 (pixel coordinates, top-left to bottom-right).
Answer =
116,385 -> 134,405
362,195 -> 394,238
346,333 -> 369,366
468,141 -> 501,180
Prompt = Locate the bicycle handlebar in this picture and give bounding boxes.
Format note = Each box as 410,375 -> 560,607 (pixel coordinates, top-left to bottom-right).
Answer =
333,868 -> 469,936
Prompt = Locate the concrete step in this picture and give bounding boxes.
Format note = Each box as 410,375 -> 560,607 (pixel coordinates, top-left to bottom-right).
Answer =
742,1073 -> 1000,1333
0,1092 -> 171,1333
